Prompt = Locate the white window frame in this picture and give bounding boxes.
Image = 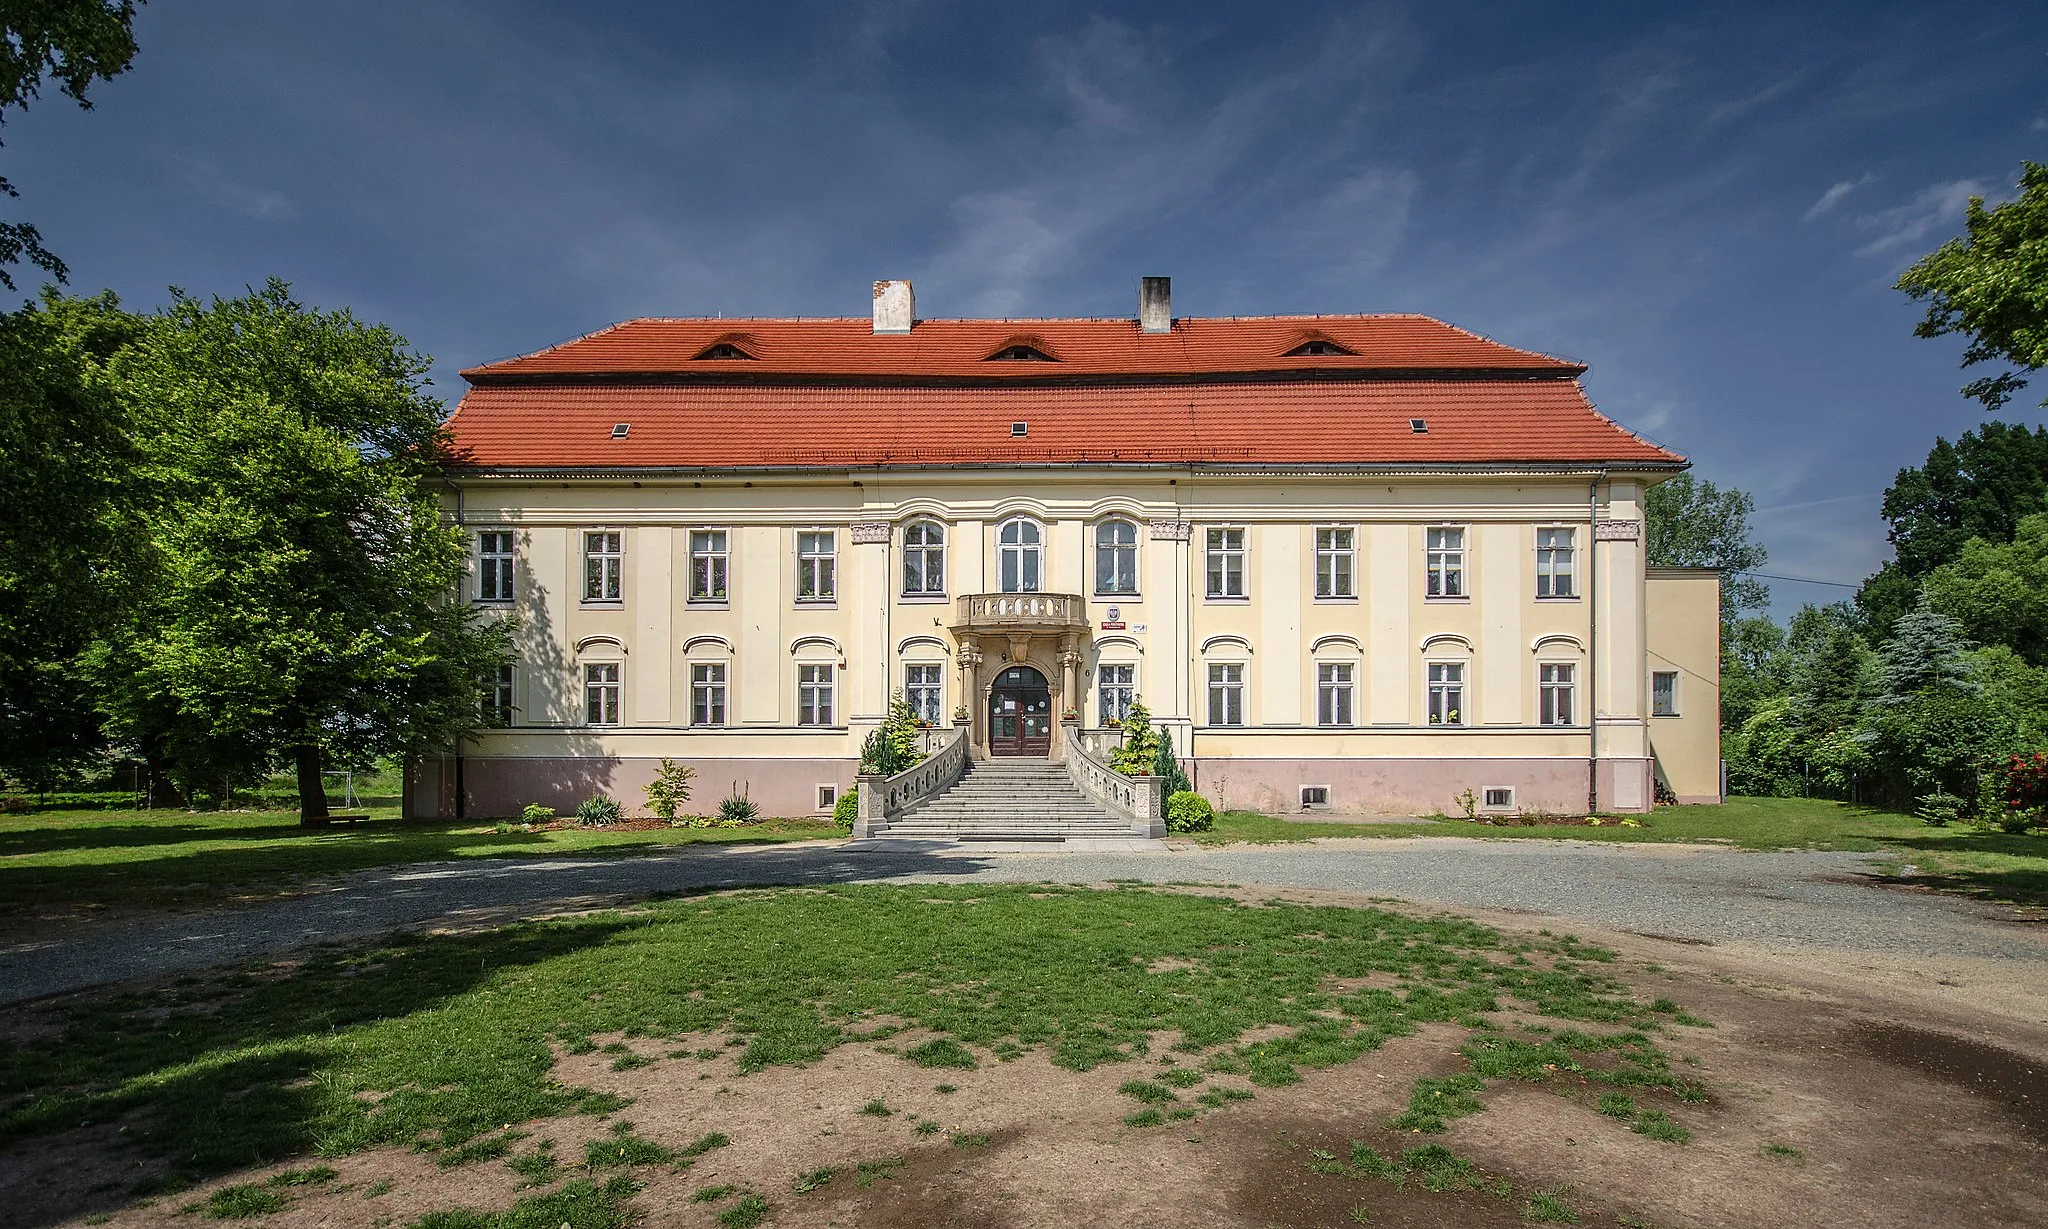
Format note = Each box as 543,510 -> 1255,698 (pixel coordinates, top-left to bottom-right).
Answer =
583,530 -> 622,603
1098,662 -> 1137,726
1299,785 -> 1331,809
998,518 -> 1042,593
691,661 -> 727,727
904,662 -> 944,725
798,663 -> 836,727
1205,527 -> 1246,599
584,661 -> 621,726
903,520 -> 947,596
1426,526 -> 1465,599
1652,670 -> 1680,717
1482,786 -> 1516,811
1314,527 -> 1355,599
482,663 -> 514,726
1095,518 -> 1139,595
796,529 -> 836,602
815,784 -> 838,812
1536,527 -> 1576,599
689,529 -> 729,603
1427,661 -> 1465,726
1539,661 -> 1576,727
478,531 -> 515,603
1207,661 -> 1246,726
1317,661 -> 1355,727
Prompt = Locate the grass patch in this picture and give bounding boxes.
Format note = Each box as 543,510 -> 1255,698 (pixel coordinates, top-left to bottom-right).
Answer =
439,1130 -> 525,1168
715,1193 -> 769,1229
205,1185 -> 287,1218
582,1122 -> 671,1170
1117,1079 -> 1179,1106
1122,1108 -> 1165,1127
0,807 -> 840,915
859,1098 -> 892,1117
855,1157 -> 904,1188
1386,1073 -> 1485,1133
792,1166 -> 837,1193
412,1175 -> 641,1229
268,1166 -> 336,1186
903,1038 -> 978,1069
678,1132 -> 730,1158
1630,1110 -> 1690,1143
1762,1141 -> 1804,1162
1160,1067 -> 1205,1088
1195,1086 -> 1254,1109
950,1132 -> 990,1148
506,1140 -> 558,1186
690,1185 -> 736,1203
1525,1186 -> 1581,1222
1311,1141 -> 1505,1194
0,884 -> 1678,1192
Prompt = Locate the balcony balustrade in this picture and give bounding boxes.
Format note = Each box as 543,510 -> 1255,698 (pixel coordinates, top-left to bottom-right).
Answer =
951,592 -> 1089,634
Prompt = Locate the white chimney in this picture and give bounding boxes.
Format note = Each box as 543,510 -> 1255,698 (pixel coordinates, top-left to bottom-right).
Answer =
872,280 -> 915,334
1139,276 -> 1171,333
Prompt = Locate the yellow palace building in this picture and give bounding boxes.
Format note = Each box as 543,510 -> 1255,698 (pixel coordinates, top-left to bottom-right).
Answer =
406,279 -> 1720,834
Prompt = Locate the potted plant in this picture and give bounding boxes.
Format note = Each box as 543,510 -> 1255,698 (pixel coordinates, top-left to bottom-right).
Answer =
952,704 -> 971,724
1060,707 -> 1080,722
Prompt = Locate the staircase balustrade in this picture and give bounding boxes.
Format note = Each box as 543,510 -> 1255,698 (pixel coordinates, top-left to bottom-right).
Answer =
1060,720 -> 1166,838
853,724 -> 967,837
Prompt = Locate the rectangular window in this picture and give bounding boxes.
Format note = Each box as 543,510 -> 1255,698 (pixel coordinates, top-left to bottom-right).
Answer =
1205,528 -> 1245,598
1315,528 -> 1355,598
1427,662 -> 1464,725
1317,662 -> 1355,726
584,662 -> 620,725
1652,670 -> 1679,717
690,530 -> 728,602
691,662 -> 727,727
478,531 -> 515,602
1207,662 -> 1244,726
796,530 -> 835,601
1536,528 -> 1575,598
482,663 -> 514,727
1426,527 -> 1465,598
905,663 -> 943,725
1300,785 -> 1330,809
583,531 -> 622,602
1539,662 -> 1575,726
798,663 -> 835,726
1099,663 -> 1136,725
816,784 -> 838,811
1484,787 -> 1515,810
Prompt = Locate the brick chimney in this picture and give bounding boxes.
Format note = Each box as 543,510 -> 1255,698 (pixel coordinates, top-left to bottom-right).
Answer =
1139,276 -> 1172,333
872,280 -> 915,334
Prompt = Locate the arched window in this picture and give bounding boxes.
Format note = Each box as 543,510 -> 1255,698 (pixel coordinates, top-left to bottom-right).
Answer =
999,519 -> 1041,593
1095,518 -> 1138,594
903,520 -> 946,595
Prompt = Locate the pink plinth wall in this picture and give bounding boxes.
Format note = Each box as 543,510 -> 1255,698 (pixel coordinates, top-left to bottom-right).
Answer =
1187,757 -> 1656,817
405,756 -> 858,821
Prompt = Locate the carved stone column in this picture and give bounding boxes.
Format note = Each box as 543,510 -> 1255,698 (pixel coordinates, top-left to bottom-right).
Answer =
1057,635 -> 1082,717
955,636 -> 983,758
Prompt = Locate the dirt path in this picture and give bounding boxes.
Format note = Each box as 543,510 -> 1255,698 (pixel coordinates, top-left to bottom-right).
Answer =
5,889 -> 2041,1229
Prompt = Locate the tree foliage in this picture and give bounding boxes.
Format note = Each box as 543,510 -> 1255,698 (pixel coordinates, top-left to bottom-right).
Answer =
1921,512 -> 2048,669
0,1 -> 143,287
1110,699 -> 1163,776
859,693 -> 925,776
1644,474 -> 1768,621
85,280 -> 509,817
1896,161 -> 2048,411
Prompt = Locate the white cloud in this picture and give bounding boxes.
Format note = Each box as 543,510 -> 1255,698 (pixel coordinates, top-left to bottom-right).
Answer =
1803,172 -> 1874,220
1853,178 -> 1988,255
2032,114 -> 2048,132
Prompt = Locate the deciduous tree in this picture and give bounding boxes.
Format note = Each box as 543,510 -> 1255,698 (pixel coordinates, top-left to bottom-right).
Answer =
1644,474 -> 1768,622
1897,162 -> 2048,412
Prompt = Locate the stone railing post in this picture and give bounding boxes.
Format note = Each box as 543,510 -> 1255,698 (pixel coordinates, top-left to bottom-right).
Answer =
852,774 -> 887,839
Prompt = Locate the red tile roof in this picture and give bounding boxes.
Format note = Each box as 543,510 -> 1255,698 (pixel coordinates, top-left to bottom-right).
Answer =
461,314 -> 1585,381
444,315 -> 1680,471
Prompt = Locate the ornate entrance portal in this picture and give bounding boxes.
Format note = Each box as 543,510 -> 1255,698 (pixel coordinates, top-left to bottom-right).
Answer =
987,665 -> 1052,757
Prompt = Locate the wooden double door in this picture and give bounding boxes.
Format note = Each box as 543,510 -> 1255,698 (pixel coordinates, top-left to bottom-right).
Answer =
988,665 -> 1052,756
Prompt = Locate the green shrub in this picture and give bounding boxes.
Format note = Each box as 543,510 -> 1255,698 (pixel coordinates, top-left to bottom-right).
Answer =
575,795 -> 622,827
643,758 -> 696,823
519,803 -> 555,825
717,790 -> 759,825
831,790 -> 859,831
1110,700 -> 1163,776
1152,726 -> 1192,794
1914,790 -> 1967,827
861,694 -> 928,776
1164,791 -> 1214,833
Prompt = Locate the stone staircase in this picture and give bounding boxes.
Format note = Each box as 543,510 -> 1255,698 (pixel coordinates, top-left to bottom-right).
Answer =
876,757 -> 1138,842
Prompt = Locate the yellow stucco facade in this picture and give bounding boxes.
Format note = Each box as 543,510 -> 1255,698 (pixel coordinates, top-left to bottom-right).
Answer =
407,466 -> 1722,819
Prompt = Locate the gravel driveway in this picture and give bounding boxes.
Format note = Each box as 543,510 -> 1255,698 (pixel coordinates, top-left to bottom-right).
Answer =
3,836 -> 2043,1005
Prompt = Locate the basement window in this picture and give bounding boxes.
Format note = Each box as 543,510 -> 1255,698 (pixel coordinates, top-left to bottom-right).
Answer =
610,423 -> 630,439
816,784 -> 838,811
1010,421 -> 1028,438
1410,418 -> 1428,433
1300,785 -> 1330,810
1286,339 -> 1354,357
1483,787 -> 1515,811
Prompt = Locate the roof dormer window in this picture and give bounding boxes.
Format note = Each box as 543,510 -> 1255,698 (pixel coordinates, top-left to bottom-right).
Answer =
987,344 -> 1057,362
694,342 -> 757,360
1286,338 -> 1355,357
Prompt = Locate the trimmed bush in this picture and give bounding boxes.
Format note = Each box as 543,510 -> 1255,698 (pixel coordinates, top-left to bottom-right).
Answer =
576,794 -> 622,827
832,790 -> 859,831
1164,791 -> 1214,834
643,758 -> 697,823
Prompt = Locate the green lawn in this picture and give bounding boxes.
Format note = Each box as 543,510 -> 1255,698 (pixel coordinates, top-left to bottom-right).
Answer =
0,808 -> 840,916
1194,796 -> 2048,907
0,883 -> 1700,1216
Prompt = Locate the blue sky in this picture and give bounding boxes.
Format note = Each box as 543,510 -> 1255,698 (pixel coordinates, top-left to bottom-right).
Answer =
13,1 -> 2048,617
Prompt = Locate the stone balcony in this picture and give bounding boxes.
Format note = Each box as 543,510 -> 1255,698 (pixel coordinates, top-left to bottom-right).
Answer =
950,592 -> 1090,635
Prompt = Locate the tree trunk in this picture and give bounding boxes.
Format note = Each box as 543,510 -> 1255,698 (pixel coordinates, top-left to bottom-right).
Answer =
143,746 -> 185,809
296,744 -> 329,826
